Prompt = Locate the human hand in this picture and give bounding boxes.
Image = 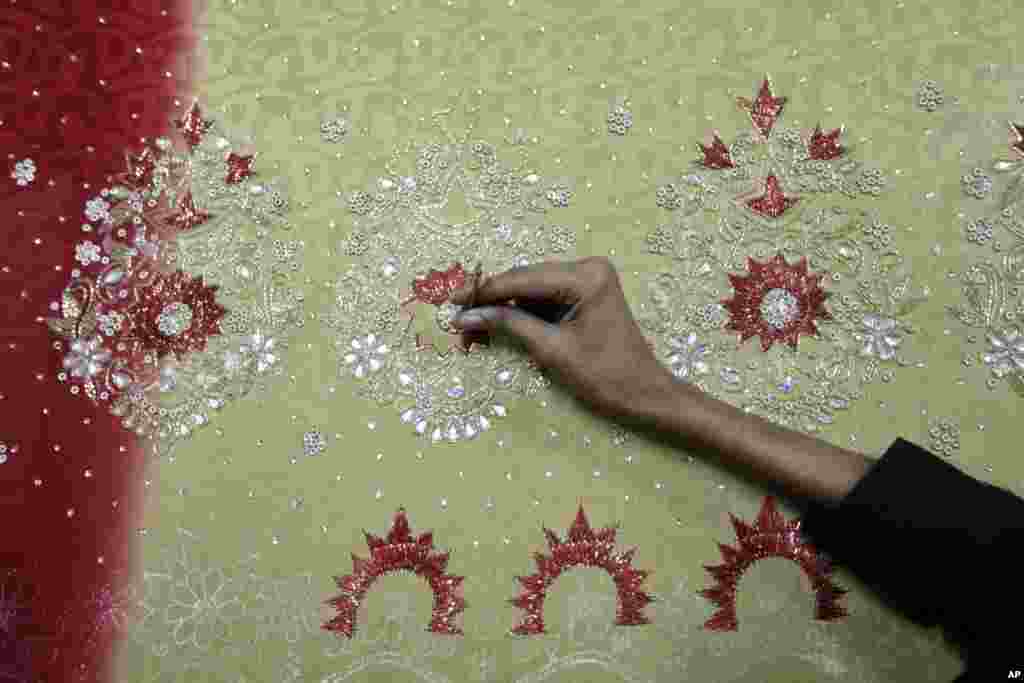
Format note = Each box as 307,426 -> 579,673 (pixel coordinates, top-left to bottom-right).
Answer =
449,257 -> 676,423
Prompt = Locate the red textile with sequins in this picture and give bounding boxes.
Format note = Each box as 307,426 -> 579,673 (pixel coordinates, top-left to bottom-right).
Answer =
0,2 -> 195,680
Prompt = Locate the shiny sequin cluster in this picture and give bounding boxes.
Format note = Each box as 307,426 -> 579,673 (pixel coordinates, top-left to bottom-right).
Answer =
509,506 -> 654,635
325,112 -> 578,445
699,496 -> 847,631
323,509 -> 466,637
46,102 -> 304,458
642,78 -> 924,432
948,122 -> 1024,394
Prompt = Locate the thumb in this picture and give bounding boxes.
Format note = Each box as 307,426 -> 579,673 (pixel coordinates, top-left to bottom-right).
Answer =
454,305 -> 562,362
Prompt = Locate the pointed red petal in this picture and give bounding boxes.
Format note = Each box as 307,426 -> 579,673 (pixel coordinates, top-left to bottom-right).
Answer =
388,510 -> 412,544
568,506 -> 594,543
704,609 -> 738,631
699,133 -> 735,169
809,124 -> 845,160
755,496 -> 785,533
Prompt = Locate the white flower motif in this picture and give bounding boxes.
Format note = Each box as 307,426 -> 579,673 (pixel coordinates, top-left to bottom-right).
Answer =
858,314 -> 902,360
158,365 -> 178,393
11,158 -> 35,186
75,241 -> 102,266
241,332 -> 277,373
85,196 -> 112,223
62,336 -> 112,378
983,328 -> 1024,378
342,333 -> 388,379
164,566 -> 243,650
666,333 -> 710,380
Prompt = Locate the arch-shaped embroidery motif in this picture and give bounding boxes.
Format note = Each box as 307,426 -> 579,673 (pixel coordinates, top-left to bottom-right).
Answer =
509,506 -> 654,635
699,496 -> 847,631
323,509 -> 466,637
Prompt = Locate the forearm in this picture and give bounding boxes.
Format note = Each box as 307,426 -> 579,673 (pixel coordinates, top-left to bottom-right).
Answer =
639,375 -> 873,506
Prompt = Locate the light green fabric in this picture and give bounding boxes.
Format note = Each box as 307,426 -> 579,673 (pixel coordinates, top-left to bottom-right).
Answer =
119,0 -> 1024,681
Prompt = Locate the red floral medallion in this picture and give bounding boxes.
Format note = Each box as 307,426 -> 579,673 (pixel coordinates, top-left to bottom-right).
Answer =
808,124 -> 845,160
509,506 -> 654,635
721,253 -> 831,351
744,175 -> 799,219
699,133 -> 735,169
323,509 -> 466,637
699,497 -> 847,631
124,270 -> 226,359
736,77 -> 787,139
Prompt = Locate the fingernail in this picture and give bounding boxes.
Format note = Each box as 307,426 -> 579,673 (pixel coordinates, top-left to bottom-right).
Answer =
455,310 -> 485,329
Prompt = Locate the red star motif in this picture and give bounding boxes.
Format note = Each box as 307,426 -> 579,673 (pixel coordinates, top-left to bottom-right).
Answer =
808,124 -> 845,160
509,506 -> 654,635
1010,122 -> 1024,157
118,145 -> 159,189
698,132 -> 735,169
720,253 -> 831,351
737,77 -> 787,139
224,153 -> 254,184
124,270 -> 227,359
745,175 -> 799,219
323,509 -> 466,637
175,100 -> 212,150
699,496 -> 847,631
169,191 -> 210,231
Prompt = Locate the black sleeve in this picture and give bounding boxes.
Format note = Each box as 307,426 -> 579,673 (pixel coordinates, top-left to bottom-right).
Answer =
800,438 -> 1024,680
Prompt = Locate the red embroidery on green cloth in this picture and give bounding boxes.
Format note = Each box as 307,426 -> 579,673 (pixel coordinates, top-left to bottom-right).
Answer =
124,270 -> 226,360
175,100 -> 213,151
744,175 -> 799,219
323,509 -> 466,637
808,124 -> 846,160
698,132 -> 735,169
721,253 -> 831,352
699,496 -> 847,631
509,506 -> 654,636
736,77 -> 787,139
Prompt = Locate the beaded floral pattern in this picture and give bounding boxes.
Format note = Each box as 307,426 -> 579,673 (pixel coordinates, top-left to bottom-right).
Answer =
642,78 -> 927,432
948,121 -> 1024,395
325,111 -> 577,445
46,102 -> 304,458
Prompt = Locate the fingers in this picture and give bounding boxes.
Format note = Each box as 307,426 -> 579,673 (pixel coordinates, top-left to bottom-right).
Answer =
449,260 -> 589,307
453,305 -> 562,364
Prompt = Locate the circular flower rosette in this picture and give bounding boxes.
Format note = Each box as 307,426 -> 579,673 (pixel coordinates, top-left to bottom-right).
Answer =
326,118 -> 579,445
948,122 -> 1024,395
641,79 -> 927,432
47,103 -> 304,458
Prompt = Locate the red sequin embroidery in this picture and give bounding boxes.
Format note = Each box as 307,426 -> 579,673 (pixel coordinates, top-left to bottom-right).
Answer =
323,509 -> 466,638
736,77 -> 787,139
699,497 -> 847,631
225,152 -> 254,184
509,506 -> 654,636
699,133 -> 735,169
744,175 -> 799,219
721,253 -> 831,351
175,100 -> 213,150
123,270 -> 226,360
808,124 -> 846,160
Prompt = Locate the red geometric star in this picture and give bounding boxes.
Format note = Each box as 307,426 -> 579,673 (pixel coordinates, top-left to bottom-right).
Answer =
699,496 -> 847,631
1010,122 -> 1024,157
117,145 -> 159,190
323,509 -> 466,638
745,175 -> 799,219
808,124 -> 845,160
224,152 -> 254,184
509,506 -> 654,635
721,253 -> 831,351
175,100 -> 212,150
698,132 -> 735,169
737,77 -> 787,139
124,270 -> 227,359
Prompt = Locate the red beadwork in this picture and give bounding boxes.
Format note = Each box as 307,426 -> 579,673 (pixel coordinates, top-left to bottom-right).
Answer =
745,175 -> 799,219
411,263 -> 468,305
175,100 -> 212,150
123,270 -> 226,359
699,497 -> 847,631
323,509 -> 466,637
170,191 -> 210,231
737,77 -> 787,139
720,253 -> 831,351
509,506 -> 654,635
808,124 -> 845,160
224,152 -> 254,184
699,133 -> 735,169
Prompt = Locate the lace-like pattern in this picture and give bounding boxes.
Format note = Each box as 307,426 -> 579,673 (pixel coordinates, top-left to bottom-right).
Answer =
642,80 -> 927,432
325,109 -> 578,445
948,122 -> 1024,395
46,104 -> 304,458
